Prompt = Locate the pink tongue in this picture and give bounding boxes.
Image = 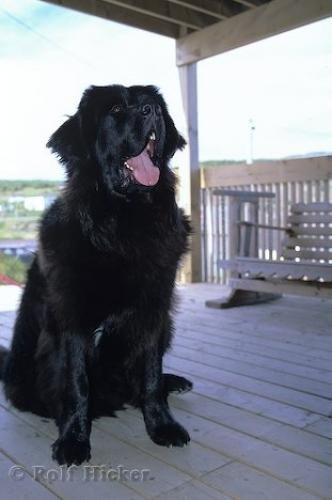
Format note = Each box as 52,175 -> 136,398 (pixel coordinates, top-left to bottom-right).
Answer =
127,150 -> 160,186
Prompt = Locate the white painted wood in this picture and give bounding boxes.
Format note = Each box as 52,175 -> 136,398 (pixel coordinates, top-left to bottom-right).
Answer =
176,0 -> 332,65
178,62 -> 202,282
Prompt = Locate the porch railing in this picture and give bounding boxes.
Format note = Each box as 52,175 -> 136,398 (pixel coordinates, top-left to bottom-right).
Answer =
201,156 -> 332,284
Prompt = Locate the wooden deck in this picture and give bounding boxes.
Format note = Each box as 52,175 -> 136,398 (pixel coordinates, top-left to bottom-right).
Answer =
0,283 -> 331,499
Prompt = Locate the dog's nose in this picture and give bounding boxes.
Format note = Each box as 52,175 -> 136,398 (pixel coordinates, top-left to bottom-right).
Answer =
141,104 -> 152,116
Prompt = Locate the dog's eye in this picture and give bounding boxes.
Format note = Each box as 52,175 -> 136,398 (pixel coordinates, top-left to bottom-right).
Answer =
110,105 -> 123,113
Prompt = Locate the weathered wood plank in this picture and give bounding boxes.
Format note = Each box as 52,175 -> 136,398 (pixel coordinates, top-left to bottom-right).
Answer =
283,237 -> 332,249
152,403 -> 332,498
226,257 -> 332,281
170,343 -> 332,398
0,450 -> 58,500
173,335 -> 332,384
292,202 -> 332,213
168,390 -> 332,464
229,277 -> 332,299
164,354 -> 332,415
0,400 -> 189,498
201,461 -> 320,500
176,314 -> 332,357
156,478 -> 233,499
176,0 -> 332,65
176,327 -> 332,372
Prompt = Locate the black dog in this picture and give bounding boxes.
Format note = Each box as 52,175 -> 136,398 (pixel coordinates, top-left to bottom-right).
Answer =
0,85 -> 192,466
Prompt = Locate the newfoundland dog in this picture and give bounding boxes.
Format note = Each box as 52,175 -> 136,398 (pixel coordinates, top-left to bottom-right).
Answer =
0,84 -> 193,466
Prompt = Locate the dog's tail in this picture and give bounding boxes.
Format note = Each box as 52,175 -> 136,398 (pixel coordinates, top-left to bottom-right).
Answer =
0,346 -> 9,380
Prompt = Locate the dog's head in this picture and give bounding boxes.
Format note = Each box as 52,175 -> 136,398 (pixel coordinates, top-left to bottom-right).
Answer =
47,85 -> 186,194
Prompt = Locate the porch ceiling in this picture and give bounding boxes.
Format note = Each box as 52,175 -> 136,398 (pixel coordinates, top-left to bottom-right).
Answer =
42,0 -> 269,39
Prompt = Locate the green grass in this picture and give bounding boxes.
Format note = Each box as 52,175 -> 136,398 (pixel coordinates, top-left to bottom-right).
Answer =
0,254 -> 28,284
0,179 -> 61,196
0,218 -> 39,240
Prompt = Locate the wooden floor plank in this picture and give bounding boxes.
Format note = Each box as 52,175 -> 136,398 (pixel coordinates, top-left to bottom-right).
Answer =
167,392 -> 332,466
155,478 -> 234,499
175,328 -> 332,373
148,405 -> 332,498
95,409 -> 232,478
0,450 -> 59,500
175,316 -> 332,359
164,354 -> 332,416
165,366 -> 322,429
174,333 -> 332,383
0,401 -> 187,499
201,461 -> 321,500
0,283 -> 331,499
170,342 -> 332,398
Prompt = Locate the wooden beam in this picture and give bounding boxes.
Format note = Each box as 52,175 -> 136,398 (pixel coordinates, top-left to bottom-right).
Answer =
42,0 -> 179,38
178,63 -> 202,282
231,0 -> 264,8
167,0 -> 227,21
176,0 -> 332,65
103,0 -> 201,30
167,0 -> 242,20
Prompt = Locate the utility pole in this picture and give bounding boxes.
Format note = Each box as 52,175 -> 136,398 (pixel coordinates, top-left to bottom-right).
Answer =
247,118 -> 255,165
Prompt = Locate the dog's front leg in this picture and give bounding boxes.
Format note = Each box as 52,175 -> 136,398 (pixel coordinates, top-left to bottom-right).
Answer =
141,345 -> 190,447
51,334 -> 91,466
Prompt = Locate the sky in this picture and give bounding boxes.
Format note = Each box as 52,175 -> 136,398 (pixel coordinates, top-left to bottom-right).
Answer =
0,0 -> 331,180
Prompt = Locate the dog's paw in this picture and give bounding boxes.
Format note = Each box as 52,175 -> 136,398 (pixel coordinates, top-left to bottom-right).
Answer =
163,374 -> 193,395
150,422 -> 190,447
51,437 -> 91,466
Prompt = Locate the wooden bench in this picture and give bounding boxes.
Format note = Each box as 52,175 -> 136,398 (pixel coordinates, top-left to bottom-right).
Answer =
206,193 -> 332,308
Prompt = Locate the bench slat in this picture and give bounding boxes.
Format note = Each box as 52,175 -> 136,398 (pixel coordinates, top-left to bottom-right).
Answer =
222,257 -> 332,281
282,237 -> 332,249
229,278 -> 332,298
283,249 -> 332,261
292,202 -> 332,213
287,214 -> 332,224
290,226 -> 332,236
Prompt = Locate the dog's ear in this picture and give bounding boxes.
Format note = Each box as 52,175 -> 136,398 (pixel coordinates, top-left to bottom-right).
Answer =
47,113 -> 87,174
148,87 -> 186,159
162,105 -> 186,159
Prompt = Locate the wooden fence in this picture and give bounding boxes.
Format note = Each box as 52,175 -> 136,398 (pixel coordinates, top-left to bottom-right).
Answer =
201,156 -> 332,283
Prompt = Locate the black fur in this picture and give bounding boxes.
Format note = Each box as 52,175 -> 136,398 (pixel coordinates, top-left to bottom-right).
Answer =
0,85 -> 192,466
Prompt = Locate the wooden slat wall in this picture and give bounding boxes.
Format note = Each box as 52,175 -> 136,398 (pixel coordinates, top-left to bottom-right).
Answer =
200,157 -> 332,283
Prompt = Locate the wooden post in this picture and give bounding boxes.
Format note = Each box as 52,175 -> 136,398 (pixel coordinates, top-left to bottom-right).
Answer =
178,62 -> 202,282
